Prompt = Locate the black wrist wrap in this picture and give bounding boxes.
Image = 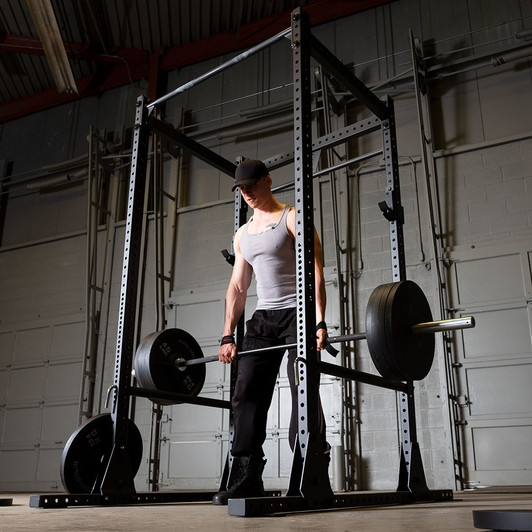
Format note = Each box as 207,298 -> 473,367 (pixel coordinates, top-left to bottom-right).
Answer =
221,335 -> 235,346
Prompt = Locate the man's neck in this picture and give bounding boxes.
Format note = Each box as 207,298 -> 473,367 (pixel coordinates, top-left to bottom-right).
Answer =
252,196 -> 284,216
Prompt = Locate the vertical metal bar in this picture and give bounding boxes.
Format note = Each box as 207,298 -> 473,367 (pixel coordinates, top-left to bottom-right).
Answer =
81,126 -> 104,423
381,98 -> 406,281
230,185 -> 247,458
149,129 -> 164,491
380,98 -> 428,493
154,133 -> 163,330
79,126 -> 95,424
87,127 -> 98,418
397,384 -> 429,496
99,96 -> 150,495
95,171 -> 120,415
219,164 -> 244,492
148,125 -> 182,491
317,65 -> 347,492
289,7 -> 333,503
409,30 -> 465,491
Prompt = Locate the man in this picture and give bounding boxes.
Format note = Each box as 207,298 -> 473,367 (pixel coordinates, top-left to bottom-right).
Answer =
213,158 -> 329,505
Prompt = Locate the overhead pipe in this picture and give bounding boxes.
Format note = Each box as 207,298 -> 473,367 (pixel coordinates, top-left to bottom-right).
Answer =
491,45 -> 532,66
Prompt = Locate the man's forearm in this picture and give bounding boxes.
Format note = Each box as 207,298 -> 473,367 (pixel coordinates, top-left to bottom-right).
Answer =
223,285 -> 247,335
315,284 -> 326,323
314,230 -> 327,324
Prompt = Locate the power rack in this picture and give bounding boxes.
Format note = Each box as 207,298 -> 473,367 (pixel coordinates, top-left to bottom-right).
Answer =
31,7 -> 453,516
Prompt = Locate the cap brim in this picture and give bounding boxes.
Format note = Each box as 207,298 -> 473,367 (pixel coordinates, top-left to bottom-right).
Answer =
231,177 -> 261,191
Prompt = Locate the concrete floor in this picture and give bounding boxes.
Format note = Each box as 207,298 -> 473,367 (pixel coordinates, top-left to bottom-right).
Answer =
1,489 -> 532,532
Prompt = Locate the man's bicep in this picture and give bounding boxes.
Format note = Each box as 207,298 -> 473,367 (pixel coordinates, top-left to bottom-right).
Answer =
230,251 -> 252,293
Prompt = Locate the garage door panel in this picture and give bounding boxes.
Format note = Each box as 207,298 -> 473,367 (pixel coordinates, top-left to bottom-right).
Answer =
0,332 -> 15,366
44,361 -> 83,402
454,252 -> 528,306
36,447 -> 63,482
8,366 -> 45,403
167,390 -> 223,433
13,327 -> 52,364
163,439 -> 223,489
0,449 -> 38,482
49,321 -> 85,361
40,403 -> 79,443
466,364 -> 532,416
2,407 -> 42,444
461,306 -> 531,360
472,425 -> 532,471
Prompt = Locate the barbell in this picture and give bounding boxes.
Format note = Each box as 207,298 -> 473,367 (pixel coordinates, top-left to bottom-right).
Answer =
134,280 -> 475,404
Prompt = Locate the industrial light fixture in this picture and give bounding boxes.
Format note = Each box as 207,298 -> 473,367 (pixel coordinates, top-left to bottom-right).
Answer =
26,0 -> 78,94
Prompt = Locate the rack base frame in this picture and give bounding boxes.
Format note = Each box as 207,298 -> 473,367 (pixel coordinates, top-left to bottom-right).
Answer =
228,489 -> 454,516
29,488 -> 452,514
29,489 -> 282,509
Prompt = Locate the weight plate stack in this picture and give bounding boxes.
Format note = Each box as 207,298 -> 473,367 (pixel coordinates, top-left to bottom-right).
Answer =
366,280 -> 435,381
134,328 -> 206,405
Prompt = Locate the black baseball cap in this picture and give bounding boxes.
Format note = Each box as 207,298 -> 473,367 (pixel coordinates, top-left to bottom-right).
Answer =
232,159 -> 269,191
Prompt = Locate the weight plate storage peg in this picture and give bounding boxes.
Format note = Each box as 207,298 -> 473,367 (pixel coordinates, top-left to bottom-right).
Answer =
60,413 -> 143,494
366,280 -> 435,381
134,328 -> 206,404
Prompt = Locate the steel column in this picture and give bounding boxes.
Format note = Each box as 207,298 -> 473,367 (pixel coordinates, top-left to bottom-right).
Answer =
396,383 -> 430,496
380,98 -> 406,282
99,95 -> 150,495
218,168 -> 248,493
288,6 -> 334,504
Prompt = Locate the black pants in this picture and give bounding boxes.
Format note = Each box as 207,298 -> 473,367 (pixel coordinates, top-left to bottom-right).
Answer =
231,308 -> 325,457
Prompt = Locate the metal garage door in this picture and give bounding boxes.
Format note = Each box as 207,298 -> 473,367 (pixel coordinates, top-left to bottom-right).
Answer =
0,320 -> 84,491
448,238 -> 532,487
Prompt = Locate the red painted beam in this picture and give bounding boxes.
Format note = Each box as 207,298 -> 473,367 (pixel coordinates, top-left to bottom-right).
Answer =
0,33 -> 147,65
0,0 -> 394,123
0,62 -> 149,123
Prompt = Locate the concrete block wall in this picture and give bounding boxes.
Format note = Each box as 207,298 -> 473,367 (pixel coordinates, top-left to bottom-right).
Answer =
436,138 -> 532,246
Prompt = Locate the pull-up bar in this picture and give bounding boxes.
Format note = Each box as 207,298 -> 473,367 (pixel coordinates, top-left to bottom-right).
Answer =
147,27 -> 292,110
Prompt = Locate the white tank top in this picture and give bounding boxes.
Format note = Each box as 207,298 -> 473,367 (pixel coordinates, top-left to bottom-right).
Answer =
240,206 -> 297,310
